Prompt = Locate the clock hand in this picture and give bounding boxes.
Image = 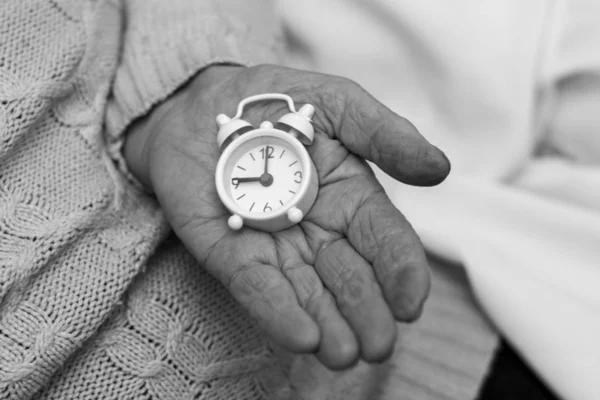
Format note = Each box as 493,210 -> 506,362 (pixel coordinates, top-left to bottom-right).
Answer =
258,146 -> 274,187
264,146 -> 269,174
232,174 -> 274,187
232,177 -> 262,185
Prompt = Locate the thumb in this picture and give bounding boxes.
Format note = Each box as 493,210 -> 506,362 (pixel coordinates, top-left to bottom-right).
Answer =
312,78 -> 451,186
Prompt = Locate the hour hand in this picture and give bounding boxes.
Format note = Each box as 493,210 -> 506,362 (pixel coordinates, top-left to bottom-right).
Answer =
231,176 -> 260,185
232,177 -> 261,186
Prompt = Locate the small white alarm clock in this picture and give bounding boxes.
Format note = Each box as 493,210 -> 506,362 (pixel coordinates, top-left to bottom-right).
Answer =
214,94 -> 319,232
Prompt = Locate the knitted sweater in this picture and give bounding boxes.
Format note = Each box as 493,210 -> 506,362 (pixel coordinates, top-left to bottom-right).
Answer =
0,1 -> 497,399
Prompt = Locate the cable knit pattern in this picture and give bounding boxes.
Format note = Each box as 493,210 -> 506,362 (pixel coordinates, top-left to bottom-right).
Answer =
31,239 -> 288,399
0,1 -> 498,399
0,0 -> 285,398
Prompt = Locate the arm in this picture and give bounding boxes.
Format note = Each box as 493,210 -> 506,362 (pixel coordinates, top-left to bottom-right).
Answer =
114,0 -> 449,372
105,0 -> 283,180
0,1 -> 283,398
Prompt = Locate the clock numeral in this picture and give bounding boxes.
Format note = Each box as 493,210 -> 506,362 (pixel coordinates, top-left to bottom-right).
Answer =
294,171 -> 302,184
260,146 -> 275,159
232,178 -> 240,189
263,203 -> 272,212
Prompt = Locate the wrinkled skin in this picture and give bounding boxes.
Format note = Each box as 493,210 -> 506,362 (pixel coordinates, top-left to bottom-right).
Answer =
124,64 -> 450,370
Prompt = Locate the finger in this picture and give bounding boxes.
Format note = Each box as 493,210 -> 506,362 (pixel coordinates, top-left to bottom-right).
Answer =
280,260 -> 359,369
312,76 -> 451,186
315,239 -> 397,363
171,216 -> 321,353
347,183 -> 431,321
190,64 -> 450,187
225,260 -> 321,353
147,124 -> 321,353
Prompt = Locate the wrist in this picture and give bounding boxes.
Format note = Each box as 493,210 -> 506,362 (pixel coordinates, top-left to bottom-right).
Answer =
123,64 -> 245,191
189,64 -> 245,97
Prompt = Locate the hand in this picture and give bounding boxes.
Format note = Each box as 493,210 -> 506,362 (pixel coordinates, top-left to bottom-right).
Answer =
124,64 -> 450,370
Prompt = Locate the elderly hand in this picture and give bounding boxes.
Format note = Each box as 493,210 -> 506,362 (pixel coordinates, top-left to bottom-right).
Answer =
124,64 -> 450,370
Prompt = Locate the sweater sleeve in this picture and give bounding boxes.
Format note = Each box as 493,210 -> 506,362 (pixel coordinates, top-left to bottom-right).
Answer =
105,0 -> 283,177
0,1 -> 282,398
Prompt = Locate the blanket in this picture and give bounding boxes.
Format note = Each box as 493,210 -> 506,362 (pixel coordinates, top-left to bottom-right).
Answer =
280,1 -> 600,399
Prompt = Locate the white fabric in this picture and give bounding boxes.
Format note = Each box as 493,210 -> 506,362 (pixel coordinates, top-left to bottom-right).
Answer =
280,1 -> 600,399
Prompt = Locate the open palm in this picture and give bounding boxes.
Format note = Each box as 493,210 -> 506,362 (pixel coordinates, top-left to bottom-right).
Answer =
124,65 -> 450,370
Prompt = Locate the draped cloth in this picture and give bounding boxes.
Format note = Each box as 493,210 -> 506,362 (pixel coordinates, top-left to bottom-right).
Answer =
281,1 -> 600,399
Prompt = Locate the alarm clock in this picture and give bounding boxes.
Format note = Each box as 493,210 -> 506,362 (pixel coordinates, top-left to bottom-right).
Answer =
214,93 -> 319,232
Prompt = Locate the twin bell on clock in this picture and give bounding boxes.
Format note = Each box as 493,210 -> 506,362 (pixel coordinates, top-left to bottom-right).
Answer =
214,93 -> 319,232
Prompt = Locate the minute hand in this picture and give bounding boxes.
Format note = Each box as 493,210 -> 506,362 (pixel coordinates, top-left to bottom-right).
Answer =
264,146 -> 270,174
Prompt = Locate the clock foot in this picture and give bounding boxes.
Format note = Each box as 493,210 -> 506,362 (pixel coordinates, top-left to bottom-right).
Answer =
287,207 -> 304,224
228,214 -> 244,230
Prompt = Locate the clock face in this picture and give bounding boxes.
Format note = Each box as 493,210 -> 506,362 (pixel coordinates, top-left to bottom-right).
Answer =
223,136 -> 304,214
